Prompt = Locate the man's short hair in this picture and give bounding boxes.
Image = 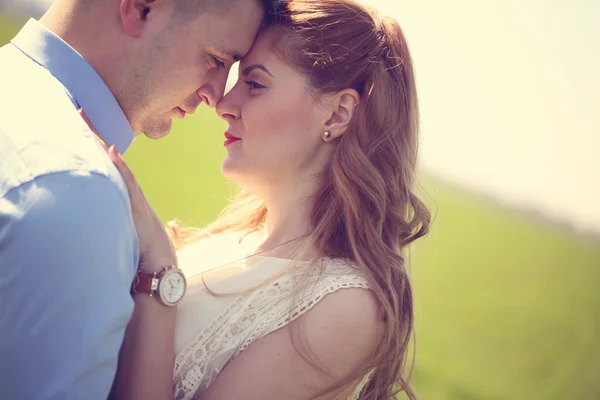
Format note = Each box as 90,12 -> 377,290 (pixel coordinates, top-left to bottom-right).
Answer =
174,0 -> 286,26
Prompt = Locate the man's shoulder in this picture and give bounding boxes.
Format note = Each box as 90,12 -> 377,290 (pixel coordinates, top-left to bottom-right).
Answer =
0,44 -> 120,198
0,41 -> 69,103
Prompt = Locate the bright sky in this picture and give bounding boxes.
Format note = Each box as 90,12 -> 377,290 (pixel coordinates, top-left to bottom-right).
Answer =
357,0 -> 600,235
21,0 -> 600,234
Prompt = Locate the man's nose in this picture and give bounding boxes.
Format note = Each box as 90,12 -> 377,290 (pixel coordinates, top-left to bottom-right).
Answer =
197,77 -> 227,109
197,87 -> 217,108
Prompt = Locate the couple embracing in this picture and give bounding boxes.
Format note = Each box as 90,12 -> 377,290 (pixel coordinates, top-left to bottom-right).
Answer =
0,0 -> 429,398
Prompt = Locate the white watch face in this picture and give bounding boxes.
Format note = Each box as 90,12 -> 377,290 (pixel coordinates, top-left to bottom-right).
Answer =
158,269 -> 186,306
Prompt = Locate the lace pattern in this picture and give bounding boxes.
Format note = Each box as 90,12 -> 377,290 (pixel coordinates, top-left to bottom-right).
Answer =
173,258 -> 372,400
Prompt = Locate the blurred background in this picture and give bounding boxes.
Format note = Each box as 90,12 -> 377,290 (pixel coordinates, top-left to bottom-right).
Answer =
2,1 -> 599,398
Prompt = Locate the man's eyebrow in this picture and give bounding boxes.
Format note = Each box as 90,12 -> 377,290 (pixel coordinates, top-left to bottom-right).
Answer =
241,64 -> 274,77
215,46 -> 243,62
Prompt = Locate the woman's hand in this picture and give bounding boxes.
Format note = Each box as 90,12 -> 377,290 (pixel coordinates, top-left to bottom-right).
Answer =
107,146 -> 178,272
79,109 -> 177,274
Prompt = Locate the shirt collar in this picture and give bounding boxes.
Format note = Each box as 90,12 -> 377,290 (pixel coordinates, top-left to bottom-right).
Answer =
11,19 -> 135,154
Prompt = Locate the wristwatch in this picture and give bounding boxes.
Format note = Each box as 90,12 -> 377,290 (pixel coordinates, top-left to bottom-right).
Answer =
131,266 -> 187,306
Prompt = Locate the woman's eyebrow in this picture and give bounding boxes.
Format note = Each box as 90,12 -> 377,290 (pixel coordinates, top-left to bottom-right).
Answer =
241,64 -> 274,77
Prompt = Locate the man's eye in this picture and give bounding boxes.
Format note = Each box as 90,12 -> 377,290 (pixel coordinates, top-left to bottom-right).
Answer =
212,56 -> 225,69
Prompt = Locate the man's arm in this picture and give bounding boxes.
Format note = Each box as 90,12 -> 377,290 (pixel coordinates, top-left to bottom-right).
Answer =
0,171 -> 137,400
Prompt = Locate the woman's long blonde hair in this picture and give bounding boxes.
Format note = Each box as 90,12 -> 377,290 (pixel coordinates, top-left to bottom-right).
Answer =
168,0 -> 430,398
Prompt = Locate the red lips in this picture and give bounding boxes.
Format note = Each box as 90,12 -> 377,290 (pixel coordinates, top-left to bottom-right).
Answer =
224,132 -> 241,147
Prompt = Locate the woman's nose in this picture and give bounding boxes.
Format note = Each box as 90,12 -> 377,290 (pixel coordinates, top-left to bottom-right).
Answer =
216,92 -> 240,121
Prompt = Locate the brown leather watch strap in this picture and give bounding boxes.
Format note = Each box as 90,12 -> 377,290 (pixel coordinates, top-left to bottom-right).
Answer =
131,270 -> 156,296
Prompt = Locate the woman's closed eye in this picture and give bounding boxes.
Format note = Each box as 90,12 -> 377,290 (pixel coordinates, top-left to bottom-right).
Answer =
244,80 -> 267,90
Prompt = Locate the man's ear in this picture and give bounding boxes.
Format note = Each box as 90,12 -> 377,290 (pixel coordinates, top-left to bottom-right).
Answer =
119,0 -> 157,37
322,89 -> 360,141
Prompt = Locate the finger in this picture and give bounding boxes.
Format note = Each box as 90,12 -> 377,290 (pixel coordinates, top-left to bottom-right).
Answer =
78,109 -> 109,150
78,108 -> 99,135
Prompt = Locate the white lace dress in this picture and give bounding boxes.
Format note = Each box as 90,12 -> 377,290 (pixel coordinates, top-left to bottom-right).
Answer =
171,234 -> 372,400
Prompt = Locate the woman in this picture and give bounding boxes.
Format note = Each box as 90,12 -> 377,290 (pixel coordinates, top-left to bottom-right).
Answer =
105,0 -> 430,399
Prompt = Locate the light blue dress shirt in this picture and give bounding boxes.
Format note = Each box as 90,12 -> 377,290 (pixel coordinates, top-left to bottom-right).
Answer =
0,19 -> 140,399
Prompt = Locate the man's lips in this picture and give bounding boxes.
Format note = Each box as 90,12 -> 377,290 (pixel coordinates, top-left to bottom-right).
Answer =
174,105 -> 198,119
180,106 -> 196,114
224,132 -> 241,146
174,107 -> 186,119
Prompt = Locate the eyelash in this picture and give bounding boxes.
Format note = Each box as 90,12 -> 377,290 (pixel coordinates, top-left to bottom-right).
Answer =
212,56 -> 225,69
244,80 -> 266,90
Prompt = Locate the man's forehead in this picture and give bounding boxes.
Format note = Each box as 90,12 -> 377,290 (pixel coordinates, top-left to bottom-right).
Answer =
211,25 -> 261,61
194,0 -> 263,61
217,31 -> 262,62
206,30 -> 254,61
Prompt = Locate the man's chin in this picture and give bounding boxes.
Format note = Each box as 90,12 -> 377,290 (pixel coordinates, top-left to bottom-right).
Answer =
141,118 -> 172,140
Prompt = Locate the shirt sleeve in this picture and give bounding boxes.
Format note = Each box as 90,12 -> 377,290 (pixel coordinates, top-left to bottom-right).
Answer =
0,170 -> 138,400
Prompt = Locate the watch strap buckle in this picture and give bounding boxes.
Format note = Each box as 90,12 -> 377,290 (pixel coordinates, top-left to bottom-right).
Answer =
131,269 -> 158,296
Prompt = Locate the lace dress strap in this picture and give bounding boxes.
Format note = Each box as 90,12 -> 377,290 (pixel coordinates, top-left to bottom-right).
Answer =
233,258 -> 370,356
173,258 -> 371,400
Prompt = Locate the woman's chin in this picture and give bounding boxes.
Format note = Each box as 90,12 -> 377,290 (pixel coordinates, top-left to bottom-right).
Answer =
221,162 -> 245,185
221,163 -> 264,194
221,157 -> 236,176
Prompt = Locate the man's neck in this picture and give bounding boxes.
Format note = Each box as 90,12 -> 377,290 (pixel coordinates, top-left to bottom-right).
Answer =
40,0 -> 83,47
39,0 -> 117,81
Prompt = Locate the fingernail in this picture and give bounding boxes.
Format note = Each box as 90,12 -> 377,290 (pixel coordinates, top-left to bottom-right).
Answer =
108,145 -> 117,159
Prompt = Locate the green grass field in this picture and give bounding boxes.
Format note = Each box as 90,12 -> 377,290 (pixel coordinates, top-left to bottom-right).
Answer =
3,16 -> 600,399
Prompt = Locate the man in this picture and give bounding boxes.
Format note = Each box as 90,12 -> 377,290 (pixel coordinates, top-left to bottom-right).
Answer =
0,0 -> 274,398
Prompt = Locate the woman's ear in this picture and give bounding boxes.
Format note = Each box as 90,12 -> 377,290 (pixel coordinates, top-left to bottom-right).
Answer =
120,0 -> 158,37
321,89 -> 360,141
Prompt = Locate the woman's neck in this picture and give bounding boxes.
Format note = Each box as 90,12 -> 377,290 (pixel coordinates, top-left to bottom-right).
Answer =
244,180 -> 318,260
